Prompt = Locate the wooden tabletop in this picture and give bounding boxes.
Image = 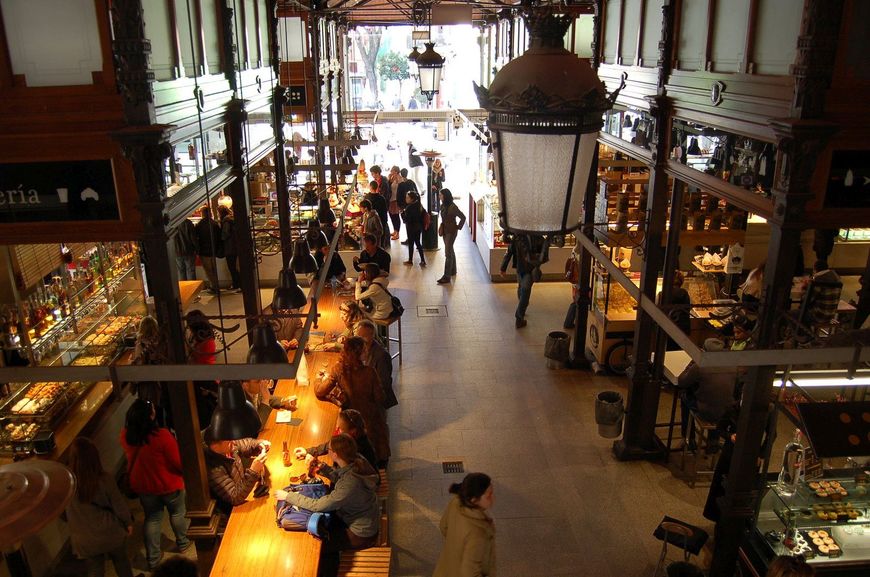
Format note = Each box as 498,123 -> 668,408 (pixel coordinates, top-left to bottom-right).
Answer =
209,296 -> 347,577
179,280 -> 205,310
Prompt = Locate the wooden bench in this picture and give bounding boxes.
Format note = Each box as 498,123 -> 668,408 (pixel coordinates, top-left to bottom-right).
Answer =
337,547 -> 392,576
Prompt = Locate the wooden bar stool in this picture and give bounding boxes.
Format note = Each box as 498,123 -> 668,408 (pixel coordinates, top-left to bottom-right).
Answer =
652,517 -> 709,577
373,316 -> 402,365
680,410 -> 720,488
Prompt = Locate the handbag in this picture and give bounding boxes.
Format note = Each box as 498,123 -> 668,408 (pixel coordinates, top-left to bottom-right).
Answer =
275,480 -> 332,537
423,209 -> 431,231
118,446 -> 142,499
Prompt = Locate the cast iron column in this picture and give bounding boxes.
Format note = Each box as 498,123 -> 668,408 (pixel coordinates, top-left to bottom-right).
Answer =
226,99 -> 263,338
709,120 -> 837,577
266,1 -> 293,268
613,95 -> 671,461
571,143 -> 600,366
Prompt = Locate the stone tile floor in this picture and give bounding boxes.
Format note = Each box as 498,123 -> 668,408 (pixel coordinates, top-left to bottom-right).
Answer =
46,195 -> 796,577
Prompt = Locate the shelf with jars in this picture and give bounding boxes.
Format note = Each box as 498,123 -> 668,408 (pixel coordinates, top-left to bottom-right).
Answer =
0,242 -> 145,367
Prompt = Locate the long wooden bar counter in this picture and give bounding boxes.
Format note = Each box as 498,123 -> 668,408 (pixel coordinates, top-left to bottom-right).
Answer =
209,296 -> 347,577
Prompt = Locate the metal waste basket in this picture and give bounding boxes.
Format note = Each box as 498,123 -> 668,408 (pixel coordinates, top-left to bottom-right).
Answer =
544,331 -> 571,369
595,391 -> 624,438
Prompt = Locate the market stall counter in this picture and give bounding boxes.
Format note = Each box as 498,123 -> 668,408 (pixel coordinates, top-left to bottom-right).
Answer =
209,321 -> 344,576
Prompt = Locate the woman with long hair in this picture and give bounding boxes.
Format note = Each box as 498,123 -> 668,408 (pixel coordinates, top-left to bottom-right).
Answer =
436,188 -> 467,285
315,337 -> 390,467
132,315 -> 169,426
120,399 -> 190,570
294,408 -> 379,470
65,437 -> 135,577
185,309 -> 219,427
434,472 -> 496,577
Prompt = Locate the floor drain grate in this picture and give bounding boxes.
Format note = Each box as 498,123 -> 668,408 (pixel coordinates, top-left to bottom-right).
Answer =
417,305 -> 448,317
442,461 -> 465,474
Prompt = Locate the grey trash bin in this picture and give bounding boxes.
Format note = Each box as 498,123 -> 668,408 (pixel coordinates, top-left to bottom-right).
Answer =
544,331 -> 571,369
595,391 -> 624,438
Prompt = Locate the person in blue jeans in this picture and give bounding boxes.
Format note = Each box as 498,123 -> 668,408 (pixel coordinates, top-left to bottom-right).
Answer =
120,399 -> 190,570
500,234 -> 548,328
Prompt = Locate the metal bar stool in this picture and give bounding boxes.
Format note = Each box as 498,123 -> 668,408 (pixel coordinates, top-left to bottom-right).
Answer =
373,316 -> 402,365
652,516 -> 709,577
680,410 -> 720,488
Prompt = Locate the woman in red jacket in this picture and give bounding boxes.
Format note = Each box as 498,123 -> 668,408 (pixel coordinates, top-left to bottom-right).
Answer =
120,399 -> 190,570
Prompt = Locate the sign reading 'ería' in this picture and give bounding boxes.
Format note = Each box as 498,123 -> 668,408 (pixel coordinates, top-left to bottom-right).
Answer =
0,160 -> 120,223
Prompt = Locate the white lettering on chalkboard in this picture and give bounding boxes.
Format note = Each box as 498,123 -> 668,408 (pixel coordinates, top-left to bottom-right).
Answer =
0,186 -> 41,205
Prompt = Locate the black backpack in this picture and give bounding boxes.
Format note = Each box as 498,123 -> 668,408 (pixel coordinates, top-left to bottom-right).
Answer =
372,281 -> 404,318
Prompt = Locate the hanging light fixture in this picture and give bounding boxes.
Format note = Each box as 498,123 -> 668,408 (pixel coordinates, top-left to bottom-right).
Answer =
416,42 -> 444,103
289,236 -> 318,274
408,45 -> 421,63
272,268 -> 307,311
247,322 -> 288,365
473,7 -> 622,234
206,380 -> 262,441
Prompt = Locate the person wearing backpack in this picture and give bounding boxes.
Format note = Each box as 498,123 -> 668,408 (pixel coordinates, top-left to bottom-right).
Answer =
274,434 -> 380,577
355,263 -> 392,321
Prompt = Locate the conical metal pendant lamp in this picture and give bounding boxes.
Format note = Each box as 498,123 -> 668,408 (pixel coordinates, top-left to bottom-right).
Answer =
205,380 -> 261,441
247,322 -> 288,365
290,236 -> 318,274
272,268 -> 307,311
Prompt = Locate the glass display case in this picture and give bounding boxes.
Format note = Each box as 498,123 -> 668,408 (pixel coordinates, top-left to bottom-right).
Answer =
753,476 -> 870,569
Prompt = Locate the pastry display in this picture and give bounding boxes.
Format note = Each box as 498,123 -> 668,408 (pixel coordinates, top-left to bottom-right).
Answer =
3,422 -> 40,441
5,382 -> 66,415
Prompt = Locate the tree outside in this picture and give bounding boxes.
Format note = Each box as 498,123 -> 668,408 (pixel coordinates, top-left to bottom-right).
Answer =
353,27 -> 382,105
377,50 -> 410,96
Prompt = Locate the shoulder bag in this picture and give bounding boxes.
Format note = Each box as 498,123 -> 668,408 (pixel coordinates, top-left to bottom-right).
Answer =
371,281 -> 404,318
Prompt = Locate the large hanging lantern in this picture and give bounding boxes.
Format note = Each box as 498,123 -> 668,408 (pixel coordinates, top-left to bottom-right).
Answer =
416,42 -> 444,103
408,45 -> 421,63
474,10 -> 622,234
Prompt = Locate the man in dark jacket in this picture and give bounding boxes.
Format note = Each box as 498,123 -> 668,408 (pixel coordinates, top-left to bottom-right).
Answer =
677,338 -> 740,451
352,234 -> 391,274
500,234 -> 549,328
202,428 -> 270,516
173,219 -> 197,281
195,207 -> 223,293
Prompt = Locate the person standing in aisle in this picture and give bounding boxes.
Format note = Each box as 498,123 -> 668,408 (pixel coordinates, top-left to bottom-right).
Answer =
359,199 -> 384,243
500,234 -> 549,328
194,206 -> 223,294
431,158 -> 446,195
436,189 -> 466,285
433,473 -> 496,577
218,205 -> 241,293
364,178 -> 390,249
65,437 -> 137,577
120,400 -> 190,571
369,166 -> 391,246
388,165 -> 402,240
173,219 -> 197,281
397,168 -> 419,246
402,191 -> 427,267
408,141 -> 424,187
